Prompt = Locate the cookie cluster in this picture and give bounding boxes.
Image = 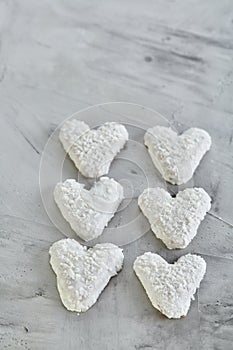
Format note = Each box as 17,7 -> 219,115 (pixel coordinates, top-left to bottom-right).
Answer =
50,119 -> 211,319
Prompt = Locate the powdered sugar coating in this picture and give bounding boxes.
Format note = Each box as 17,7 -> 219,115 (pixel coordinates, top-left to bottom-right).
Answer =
138,187 -> 211,249
49,238 -> 124,312
54,177 -> 124,241
60,119 -> 129,178
134,252 -> 206,319
144,126 -> 211,185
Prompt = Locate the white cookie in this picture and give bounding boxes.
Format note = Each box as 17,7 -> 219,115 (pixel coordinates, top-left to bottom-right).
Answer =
54,177 -> 124,241
60,119 -> 128,178
138,187 -> 211,249
134,252 -> 206,319
144,126 -> 211,185
49,238 -> 124,312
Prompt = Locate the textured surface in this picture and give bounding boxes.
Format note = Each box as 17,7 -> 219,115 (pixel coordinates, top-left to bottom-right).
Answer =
54,177 -> 124,241
134,253 -> 206,318
60,120 -> 128,177
144,127 -> 211,184
138,187 -> 211,249
0,0 -> 233,349
49,239 -> 124,312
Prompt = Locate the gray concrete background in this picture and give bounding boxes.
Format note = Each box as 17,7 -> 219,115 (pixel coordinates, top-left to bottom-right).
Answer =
0,1 -> 233,349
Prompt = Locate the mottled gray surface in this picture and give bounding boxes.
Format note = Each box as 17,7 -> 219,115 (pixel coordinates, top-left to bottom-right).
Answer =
0,1 -> 233,349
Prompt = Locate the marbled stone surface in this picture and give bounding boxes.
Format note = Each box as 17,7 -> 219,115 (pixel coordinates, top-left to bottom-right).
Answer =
0,1 -> 233,349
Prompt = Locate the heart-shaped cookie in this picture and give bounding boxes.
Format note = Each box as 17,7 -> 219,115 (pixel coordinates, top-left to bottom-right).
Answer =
138,187 -> 211,249
49,238 -> 124,312
144,126 -> 211,185
60,119 -> 128,178
134,252 -> 206,318
54,177 -> 124,241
